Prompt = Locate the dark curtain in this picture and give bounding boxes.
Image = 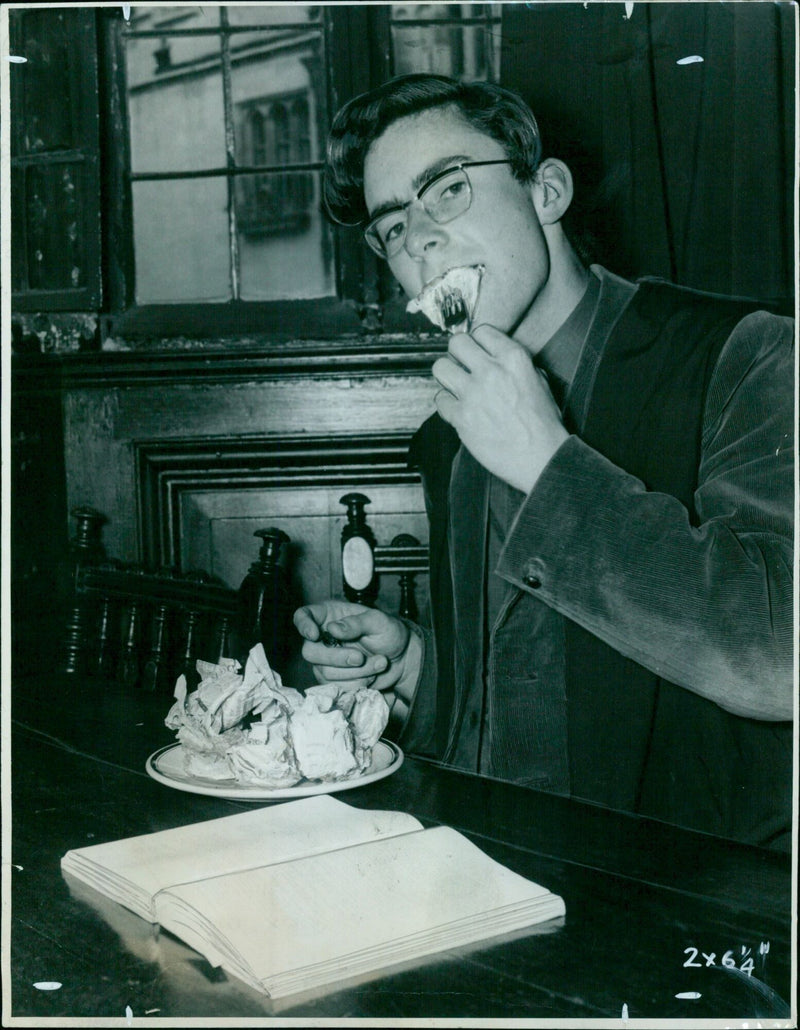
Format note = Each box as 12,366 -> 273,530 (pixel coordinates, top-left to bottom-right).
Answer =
501,2 -> 795,309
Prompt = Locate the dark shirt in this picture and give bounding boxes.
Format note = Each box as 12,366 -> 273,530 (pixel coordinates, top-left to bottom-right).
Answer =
479,272 -> 603,772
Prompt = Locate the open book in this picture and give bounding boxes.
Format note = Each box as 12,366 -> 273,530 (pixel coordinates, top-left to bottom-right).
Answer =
61,795 -> 565,1000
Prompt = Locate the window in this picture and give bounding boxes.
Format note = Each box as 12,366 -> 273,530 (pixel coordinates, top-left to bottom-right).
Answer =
392,3 -> 502,80
235,96 -> 316,234
9,7 -> 102,312
10,4 -> 504,338
124,5 -> 335,305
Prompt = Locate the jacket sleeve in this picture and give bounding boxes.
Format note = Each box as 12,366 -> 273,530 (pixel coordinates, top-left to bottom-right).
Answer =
389,413 -> 460,757
387,621 -> 439,756
495,310 -> 795,722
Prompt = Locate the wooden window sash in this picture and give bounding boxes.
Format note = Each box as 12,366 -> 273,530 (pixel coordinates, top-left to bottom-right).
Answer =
10,8 -> 103,312
13,5 -> 502,342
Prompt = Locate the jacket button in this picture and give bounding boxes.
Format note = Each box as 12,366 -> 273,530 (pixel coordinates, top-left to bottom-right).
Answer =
523,574 -> 541,589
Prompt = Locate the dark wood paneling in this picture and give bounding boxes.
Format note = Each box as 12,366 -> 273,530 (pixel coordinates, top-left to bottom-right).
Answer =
57,337 -> 447,386
135,431 -> 422,567
53,349 -> 439,631
10,8 -> 102,311
10,360 -> 69,675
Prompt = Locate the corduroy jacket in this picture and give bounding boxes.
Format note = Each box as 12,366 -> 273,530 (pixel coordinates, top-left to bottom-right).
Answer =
398,268 -> 794,848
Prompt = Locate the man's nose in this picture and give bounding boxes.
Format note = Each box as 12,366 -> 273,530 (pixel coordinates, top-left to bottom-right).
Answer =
403,202 -> 448,260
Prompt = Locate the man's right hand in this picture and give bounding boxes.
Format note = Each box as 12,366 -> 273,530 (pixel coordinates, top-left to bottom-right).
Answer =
293,601 -> 421,699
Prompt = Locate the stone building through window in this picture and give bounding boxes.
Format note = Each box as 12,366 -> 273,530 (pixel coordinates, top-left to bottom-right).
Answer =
237,94 -> 314,237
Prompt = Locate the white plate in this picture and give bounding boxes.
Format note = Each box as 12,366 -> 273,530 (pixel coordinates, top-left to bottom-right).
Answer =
145,740 -> 403,801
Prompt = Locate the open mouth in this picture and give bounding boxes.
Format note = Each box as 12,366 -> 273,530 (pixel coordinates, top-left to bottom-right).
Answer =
406,264 -> 485,333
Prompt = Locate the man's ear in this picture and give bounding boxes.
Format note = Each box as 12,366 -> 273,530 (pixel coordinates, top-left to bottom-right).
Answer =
531,159 -> 573,225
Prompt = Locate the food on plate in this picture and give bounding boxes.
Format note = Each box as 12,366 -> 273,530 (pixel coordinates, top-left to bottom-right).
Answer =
406,264 -> 484,332
164,644 -> 390,787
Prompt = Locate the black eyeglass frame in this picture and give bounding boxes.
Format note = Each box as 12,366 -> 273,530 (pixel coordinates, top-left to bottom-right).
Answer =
363,159 -> 512,258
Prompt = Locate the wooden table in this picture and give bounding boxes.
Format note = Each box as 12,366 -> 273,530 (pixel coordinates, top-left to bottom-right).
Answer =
5,672 -> 794,1023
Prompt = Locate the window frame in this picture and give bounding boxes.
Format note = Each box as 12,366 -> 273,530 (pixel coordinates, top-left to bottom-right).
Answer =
99,4 -> 398,344
10,8 -> 103,313
12,5 -> 502,344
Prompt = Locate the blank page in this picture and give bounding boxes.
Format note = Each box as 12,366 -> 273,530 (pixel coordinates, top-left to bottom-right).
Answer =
61,796 -> 423,916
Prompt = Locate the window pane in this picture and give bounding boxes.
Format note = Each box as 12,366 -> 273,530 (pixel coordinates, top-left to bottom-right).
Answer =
13,162 -> 88,292
391,3 -> 502,81
132,178 -> 231,303
237,171 -> 335,301
9,8 -> 82,155
125,6 -> 222,89
229,21 -> 328,173
226,5 -> 323,30
230,11 -> 332,302
9,7 -> 101,308
128,78 -> 227,175
124,3 -> 335,306
126,7 -> 226,173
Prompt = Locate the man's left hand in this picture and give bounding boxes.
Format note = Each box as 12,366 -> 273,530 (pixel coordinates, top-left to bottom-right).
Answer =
432,324 -> 570,495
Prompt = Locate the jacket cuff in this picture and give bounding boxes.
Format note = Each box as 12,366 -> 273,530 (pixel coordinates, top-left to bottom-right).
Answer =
387,620 -> 438,754
496,434 -> 618,604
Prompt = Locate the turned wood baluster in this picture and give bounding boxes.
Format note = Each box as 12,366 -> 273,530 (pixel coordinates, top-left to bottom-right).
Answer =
88,558 -> 124,679
117,598 -> 142,689
340,494 -> 378,607
212,614 -> 234,664
93,593 -> 117,679
397,570 -> 418,622
392,534 -> 420,622
62,603 -> 88,676
141,601 -> 170,693
63,506 -> 106,674
238,528 -> 292,673
174,608 -> 201,690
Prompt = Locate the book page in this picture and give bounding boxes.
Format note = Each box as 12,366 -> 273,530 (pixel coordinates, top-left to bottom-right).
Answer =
61,796 -> 422,906
157,825 -> 563,993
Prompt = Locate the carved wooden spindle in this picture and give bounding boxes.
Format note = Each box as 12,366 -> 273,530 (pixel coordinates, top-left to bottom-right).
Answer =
340,493 -> 378,607
93,594 -> 117,679
62,603 -> 89,677
238,528 -> 292,673
141,601 -> 170,693
212,614 -> 234,664
63,506 -> 107,674
391,534 -> 420,621
181,569 -> 223,675
174,608 -> 201,690
117,599 -> 142,689
397,574 -> 416,621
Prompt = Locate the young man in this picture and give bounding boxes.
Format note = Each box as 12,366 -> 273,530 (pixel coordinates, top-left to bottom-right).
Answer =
293,75 -> 794,848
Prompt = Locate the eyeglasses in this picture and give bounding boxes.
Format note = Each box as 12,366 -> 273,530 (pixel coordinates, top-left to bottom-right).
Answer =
364,160 -> 512,259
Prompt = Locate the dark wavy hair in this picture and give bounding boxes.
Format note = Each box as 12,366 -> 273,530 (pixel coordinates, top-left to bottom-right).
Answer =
323,74 -> 543,228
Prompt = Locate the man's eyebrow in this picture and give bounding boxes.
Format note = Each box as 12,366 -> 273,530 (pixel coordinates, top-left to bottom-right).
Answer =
366,154 -> 472,222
